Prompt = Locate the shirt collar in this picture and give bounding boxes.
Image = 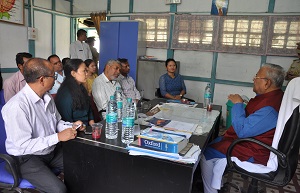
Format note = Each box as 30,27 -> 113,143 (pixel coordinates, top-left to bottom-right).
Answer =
17,71 -> 26,82
102,72 -> 117,84
24,84 -> 52,107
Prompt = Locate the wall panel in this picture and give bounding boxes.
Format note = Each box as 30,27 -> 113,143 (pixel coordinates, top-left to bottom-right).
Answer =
216,53 -> 261,82
55,15 -> 70,58
174,50 -> 213,78
34,11 -> 52,58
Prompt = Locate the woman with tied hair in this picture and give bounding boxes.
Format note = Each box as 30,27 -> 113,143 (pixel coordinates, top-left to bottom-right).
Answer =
159,58 -> 186,100
83,59 -> 98,96
55,59 -> 95,126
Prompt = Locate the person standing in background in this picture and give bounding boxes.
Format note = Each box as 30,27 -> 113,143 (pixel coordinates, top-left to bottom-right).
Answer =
86,37 -> 99,65
70,29 -> 92,61
285,42 -> 300,81
3,52 -> 32,102
47,54 -> 65,95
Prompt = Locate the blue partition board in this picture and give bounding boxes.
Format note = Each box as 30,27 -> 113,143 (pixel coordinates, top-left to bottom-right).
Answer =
118,22 -> 139,81
99,22 -> 120,73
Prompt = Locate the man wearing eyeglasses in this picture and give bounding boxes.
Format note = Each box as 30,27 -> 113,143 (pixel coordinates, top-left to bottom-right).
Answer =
47,54 -> 65,95
3,52 -> 32,102
92,59 -> 122,119
201,63 -> 285,193
2,58 -> 83,193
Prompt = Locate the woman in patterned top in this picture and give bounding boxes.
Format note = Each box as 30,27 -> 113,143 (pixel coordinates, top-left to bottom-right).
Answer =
159,58 -> 186,100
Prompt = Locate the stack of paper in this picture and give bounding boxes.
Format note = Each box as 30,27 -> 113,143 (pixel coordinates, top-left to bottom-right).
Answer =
127,144 -> 201,164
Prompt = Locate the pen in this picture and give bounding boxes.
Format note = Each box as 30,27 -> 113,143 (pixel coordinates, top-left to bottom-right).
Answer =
75,124 -> 82,130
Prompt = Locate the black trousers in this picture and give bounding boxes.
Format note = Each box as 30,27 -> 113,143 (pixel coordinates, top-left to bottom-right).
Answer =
11,144 -> 67,193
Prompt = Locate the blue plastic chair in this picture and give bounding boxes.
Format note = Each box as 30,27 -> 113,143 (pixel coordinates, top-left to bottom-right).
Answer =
0,90 -> 35,192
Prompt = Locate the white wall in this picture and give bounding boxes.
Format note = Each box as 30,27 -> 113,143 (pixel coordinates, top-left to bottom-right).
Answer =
0,23 -> 29,68
34,11 -> 52,58
111,0 -> 130,13
133,0 -> 169,13
55,16 -> 70,58
73,0 -> 107,15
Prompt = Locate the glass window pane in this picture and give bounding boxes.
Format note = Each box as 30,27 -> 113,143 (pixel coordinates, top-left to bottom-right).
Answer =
236,20 -> 249,32
178,35 -> 188,43
157,19 -> 168,30
271,35 -> 285,48
202,33 -> 213,44
224,20 -> 235,32
223,33 -> 234,45
289,21 -> 300,34
250,20 -> 263,33
146,31 -> 155,41
235,33 -> 247,46
274,21 -> 287,34
249,34 -> 261,47
287,37 -> 298,49
146,19 -> 156,30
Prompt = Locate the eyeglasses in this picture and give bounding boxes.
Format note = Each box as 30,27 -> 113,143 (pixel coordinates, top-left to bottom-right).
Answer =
253,76 -> 268,81
36,74 -> 58,80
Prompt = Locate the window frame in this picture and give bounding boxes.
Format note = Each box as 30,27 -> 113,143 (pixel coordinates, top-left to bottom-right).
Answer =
171,15 -> 219,51
266,16 -> 300,56
131,15 -> 170,49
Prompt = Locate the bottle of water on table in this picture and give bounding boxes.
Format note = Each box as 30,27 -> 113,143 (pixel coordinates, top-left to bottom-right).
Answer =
204,83 -> 212,109
122,98 -> 135,144
114,86 -> 123,122
106,95 -> 118,139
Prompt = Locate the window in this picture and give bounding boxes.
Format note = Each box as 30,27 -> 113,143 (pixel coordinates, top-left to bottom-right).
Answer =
267,16 -> 300,56
131,15 -> 170,48
172,15 -> 218,51
216,16 -> 268,55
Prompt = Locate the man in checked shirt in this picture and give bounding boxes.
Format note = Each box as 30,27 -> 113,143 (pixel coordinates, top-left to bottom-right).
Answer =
117,58 -> 141,103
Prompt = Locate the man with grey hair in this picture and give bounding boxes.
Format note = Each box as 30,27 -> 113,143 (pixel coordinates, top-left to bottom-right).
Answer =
92,59 -> 122,118
2,58 -> 84,193
201,63 -> 285,193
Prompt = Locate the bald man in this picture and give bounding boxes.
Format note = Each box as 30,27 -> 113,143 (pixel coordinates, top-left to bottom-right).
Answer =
2,58 -> 84,193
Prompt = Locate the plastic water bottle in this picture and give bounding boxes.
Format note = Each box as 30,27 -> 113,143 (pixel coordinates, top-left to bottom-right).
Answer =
122,98 -> 135,144
204,83 -> 212,109
114,86 -> 123,122
105,96 -> 118,139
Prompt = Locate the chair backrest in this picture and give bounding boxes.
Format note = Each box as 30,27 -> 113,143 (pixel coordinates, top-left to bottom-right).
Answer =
155,88 -> 163,98
90,94 -> 102,122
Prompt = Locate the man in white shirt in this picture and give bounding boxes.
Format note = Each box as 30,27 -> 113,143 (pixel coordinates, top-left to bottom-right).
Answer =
3,52 -> 32,102
117,58 -> 141,103
2,58 -> 83,193
47,54 -> 65,95
92,59 -> 121,118
70,29 -> 92,61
